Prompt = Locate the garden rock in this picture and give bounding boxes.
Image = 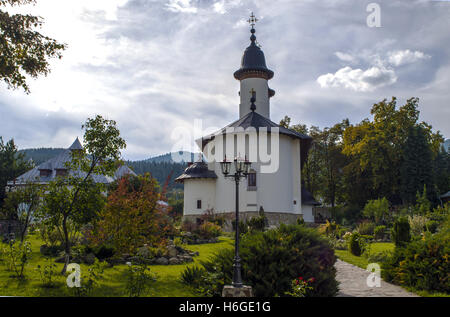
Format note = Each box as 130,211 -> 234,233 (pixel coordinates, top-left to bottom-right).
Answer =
167,246 -> 178,258
83,253 -> 96,265
155,257 -> 169,265
137,246 -> 151,258
169,257 -> 181,265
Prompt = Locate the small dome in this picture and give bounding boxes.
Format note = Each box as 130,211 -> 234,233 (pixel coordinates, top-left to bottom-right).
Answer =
234,28 -> 274,80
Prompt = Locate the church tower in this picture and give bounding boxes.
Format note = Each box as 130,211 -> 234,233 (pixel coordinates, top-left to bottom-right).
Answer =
234,13 -> 275,119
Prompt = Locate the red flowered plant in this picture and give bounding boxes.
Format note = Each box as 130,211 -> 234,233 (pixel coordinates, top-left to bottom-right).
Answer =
285,276 -> 315,297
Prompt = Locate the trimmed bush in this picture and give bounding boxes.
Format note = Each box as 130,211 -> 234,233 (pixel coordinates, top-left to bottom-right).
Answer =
391,217 -> 411,247
426,220 -> 439,234
356,221 -> 375,235
348,232 -> 365,256
93,245 -> 115,261
181,224 -> 338,297
248,215 -> 267,232
382,230 -> 450,293
374,225 -> 386,240
194,221 -> 222,240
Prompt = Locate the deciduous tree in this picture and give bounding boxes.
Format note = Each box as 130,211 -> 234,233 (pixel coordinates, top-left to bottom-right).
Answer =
0,0 -> 66,93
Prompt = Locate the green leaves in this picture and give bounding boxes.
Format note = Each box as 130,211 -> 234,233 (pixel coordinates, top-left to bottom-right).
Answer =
0,0 -> 66,93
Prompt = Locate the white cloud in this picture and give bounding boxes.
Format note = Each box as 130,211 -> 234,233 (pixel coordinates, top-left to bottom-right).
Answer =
317,66 -> 397,92
335,52 -> 356,63
165,0 -> 198,13
388,49 -> 431,66
213,1 -> 226,14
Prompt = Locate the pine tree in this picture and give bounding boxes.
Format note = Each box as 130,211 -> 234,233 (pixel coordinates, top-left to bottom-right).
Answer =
400,125 -> 434,205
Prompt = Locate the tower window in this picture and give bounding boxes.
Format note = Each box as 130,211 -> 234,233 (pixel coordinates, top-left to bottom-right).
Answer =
197,200 -> 202,209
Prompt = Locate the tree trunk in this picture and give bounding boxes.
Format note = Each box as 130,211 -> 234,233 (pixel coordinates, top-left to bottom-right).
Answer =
61,214 -> 70,275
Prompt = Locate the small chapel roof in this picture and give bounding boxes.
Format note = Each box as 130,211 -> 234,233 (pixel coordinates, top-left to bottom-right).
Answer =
175,161 -> 217,183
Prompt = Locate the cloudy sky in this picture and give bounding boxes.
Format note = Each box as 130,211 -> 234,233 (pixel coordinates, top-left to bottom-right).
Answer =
1,0 -> 449,160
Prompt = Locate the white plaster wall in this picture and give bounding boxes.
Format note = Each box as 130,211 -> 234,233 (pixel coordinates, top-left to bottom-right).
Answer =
183,179 -> 216,216
240,78 -> 270,118
301,205 -> 314,223
208,134 -> 299,214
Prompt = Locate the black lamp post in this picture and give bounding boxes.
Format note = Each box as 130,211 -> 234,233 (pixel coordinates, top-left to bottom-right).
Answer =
220,155 -> 251,288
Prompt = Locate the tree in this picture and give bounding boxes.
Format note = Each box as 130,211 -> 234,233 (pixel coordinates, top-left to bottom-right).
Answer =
282,116 -> 348,207
362,197 -> 389,224
39,115 -> 126,274
433,147 -> 450,198
91,174 -> 175,254
0,137 -> 30,209
1,181 -> 41,241
0,0 -> 66,93
400,125 -> 434,205
342,97 -> 443,206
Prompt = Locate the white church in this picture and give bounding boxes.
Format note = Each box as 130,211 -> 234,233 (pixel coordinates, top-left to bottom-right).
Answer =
175,17 -> 320,226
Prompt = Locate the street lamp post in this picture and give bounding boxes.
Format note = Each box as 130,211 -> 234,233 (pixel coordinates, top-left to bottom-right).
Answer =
220,155 -> 251,288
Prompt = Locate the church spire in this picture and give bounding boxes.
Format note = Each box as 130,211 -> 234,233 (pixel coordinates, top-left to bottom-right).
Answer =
235,13 -> 275,119
234,12 -> 273,81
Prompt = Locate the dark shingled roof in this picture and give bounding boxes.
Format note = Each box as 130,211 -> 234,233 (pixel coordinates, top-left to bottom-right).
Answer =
302,188 -> 321,206
69,137 -> 83,150
234,28 -> 274,80
175,162 -> 217,183
440,191 -> 450,199
201,111 -> 313,168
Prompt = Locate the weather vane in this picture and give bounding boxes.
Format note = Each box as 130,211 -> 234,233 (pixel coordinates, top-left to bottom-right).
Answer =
247,12 -> 258,28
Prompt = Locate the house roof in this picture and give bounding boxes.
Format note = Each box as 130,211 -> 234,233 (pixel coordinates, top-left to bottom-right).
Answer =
440,191 -> 450,199
7,138 -> 135,186
302,188 -> 321,206
175,161 -> 217,183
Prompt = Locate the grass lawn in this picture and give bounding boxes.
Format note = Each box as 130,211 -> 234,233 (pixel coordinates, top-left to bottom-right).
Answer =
0,233 -> 233,297
334,242 -> 395,270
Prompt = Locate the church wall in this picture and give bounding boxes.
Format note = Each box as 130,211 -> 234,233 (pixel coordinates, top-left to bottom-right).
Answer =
256,134 -> 294,213
183,179 -> 216,216
206,134 -> 298,215
292,139 -> 301,213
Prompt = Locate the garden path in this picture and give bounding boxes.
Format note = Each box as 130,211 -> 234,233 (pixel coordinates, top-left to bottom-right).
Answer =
335,259 -> 419,297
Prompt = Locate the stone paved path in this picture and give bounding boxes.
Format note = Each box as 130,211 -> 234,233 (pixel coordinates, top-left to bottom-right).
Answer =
335,259 -> 419,297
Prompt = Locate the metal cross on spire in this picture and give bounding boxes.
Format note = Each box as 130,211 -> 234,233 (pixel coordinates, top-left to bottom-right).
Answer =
247,12 -> 258,28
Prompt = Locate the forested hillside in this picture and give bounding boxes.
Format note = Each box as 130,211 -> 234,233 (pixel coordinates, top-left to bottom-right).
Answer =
127,160 -> 186,190
19,148 -> 65,165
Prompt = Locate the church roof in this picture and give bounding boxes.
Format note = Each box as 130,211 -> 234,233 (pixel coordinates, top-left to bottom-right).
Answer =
69,137 -> 83,150
234,27 -> 274,80
201,111 -> 313,168
302,188 -> 321,206
175,161 -> 217,183
7,138 -> 135,186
